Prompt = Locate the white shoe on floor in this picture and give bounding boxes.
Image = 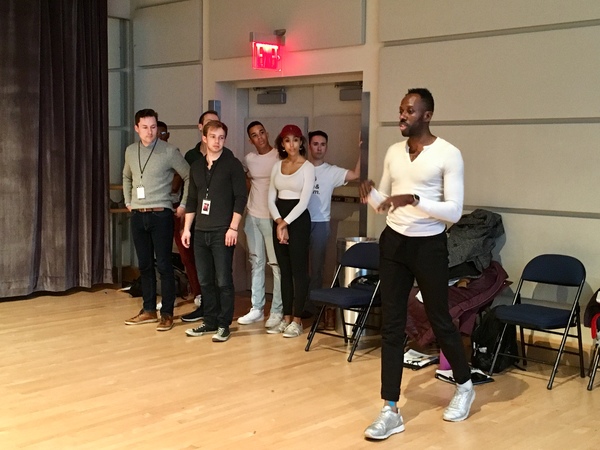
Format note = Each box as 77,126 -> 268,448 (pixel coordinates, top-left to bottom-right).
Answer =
194,295 -> 202,306
266,320 -> 289,334
265,312 -> 283,328
237,308 -> 264,325
443,383 -> 475,422
282,321 -> 303,338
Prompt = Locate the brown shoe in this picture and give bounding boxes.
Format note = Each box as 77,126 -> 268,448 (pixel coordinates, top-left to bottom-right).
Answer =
125,310 -> 158,325
156,315 -> 174,332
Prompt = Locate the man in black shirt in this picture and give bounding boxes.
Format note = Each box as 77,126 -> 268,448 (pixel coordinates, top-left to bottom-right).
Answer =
181,120 -> 247,342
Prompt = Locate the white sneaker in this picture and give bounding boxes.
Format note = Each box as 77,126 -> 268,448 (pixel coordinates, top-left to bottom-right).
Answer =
265,312 -> 283,328
237,308 -> 264,325
156,302 -> 162,311
443,383 -> 476,422
364,405 -> 405,440
194,295 -> 202,306
267,320 -> 289,334
282,321 -> 303,338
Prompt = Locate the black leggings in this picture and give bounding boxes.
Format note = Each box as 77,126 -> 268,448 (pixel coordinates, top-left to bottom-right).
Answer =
273,199 -> 311,317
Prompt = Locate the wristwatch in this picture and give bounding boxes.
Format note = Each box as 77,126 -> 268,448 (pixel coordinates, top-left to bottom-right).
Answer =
412,194 -> 420,206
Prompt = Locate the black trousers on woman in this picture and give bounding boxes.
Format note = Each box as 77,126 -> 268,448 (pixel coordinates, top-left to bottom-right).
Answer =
273,199 -> 311,317
379,226 -> 471,402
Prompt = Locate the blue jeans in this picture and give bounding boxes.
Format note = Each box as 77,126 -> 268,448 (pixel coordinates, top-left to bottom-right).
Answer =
194,228 -> 235,328
309,221 -> 330,291
130,209 -> 176,316
244,214 -> 283,314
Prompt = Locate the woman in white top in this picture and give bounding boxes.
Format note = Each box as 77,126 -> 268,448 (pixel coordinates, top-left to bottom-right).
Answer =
267,124 -> 315,337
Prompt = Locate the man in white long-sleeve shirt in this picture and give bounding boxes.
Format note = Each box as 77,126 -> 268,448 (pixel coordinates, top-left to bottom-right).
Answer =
360,88 -> 475,441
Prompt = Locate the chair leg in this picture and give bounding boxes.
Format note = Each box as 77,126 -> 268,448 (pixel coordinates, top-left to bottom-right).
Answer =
488,323 -> 509,376
339,308 -> 350,343
576,320 -> 585,378
587,342 -> 600,391
305,305 -> 326,352
348,308 -> 370,362
547,327 -> 572,390
519,326 -> 527,367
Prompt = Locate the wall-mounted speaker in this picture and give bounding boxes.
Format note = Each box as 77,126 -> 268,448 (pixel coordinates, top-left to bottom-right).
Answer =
257,92 -> 287,104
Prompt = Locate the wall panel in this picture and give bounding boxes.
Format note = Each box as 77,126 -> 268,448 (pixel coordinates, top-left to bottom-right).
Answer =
209,0 -> 365,59
134,65 -> 202,129
134,0 -> 201,66
377,123 -> 600,213
379,0 -> 600,42
378,26 -> 600,122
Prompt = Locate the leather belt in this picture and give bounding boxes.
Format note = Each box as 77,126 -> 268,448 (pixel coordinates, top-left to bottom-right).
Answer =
135,207 -> 165,212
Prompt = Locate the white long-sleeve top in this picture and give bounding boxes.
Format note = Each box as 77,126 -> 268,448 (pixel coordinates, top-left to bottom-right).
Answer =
268,160 -> 315,224
379,137 -> 464,236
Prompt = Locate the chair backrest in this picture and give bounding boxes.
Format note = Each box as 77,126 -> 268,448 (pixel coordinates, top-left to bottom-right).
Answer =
340,241 -> 379,271
521,254 -> 585,287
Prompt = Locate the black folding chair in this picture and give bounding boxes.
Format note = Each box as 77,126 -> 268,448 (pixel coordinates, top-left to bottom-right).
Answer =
305,241 -> 380,362
489,254 -> 586,389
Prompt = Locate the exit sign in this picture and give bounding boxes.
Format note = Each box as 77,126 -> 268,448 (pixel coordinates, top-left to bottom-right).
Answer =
252,42 -> 281,71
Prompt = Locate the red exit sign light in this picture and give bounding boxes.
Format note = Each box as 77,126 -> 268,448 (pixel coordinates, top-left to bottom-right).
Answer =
252,42 -> 281,71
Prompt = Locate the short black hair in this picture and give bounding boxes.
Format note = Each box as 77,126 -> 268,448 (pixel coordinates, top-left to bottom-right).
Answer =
157,120 -> 167,130
407,88 -> 434,113
246,120 -> 264,136
198,110 -> 219,124
135,108 -> 158,125
308,130 -> 328,143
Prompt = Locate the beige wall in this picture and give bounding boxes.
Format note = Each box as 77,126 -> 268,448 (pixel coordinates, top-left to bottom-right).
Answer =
122,0 -> 600,305
376,0 -> 600,299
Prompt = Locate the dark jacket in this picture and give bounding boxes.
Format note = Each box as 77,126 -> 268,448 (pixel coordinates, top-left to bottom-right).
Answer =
447,209 -> 505,276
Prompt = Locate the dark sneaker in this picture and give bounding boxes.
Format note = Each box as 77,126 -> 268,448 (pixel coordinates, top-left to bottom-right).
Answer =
181,308 -> 204,322
156,315 -> 174,332
185,323 -> 217,337
212,327 -> 231,342
125,310 -> 158,325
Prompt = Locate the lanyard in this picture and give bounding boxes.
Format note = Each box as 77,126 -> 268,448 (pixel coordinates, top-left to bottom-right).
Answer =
203,156 -> 221,199
138,139 -> 158,181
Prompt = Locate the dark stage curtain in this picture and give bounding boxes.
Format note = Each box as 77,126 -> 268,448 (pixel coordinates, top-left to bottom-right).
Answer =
0,0 -> 112,297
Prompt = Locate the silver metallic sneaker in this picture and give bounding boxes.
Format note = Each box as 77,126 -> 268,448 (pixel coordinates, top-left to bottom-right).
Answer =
364,405 -> 405,440
443,385 -> 476,422
266,320 -> 289,334
265,312 -> 283,328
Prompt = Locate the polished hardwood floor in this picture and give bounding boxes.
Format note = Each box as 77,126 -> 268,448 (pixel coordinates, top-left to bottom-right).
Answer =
1,287 -> 598,449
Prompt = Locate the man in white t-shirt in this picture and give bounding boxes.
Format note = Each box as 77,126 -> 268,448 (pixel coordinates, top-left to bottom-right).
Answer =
307,130 -> 360,293
237,121 -> 284,328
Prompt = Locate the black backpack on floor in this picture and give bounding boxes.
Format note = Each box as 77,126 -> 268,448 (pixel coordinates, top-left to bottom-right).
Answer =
471,306 -> 519,373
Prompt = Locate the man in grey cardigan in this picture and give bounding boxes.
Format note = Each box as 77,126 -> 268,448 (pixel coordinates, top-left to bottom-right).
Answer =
123,109 -> 190,331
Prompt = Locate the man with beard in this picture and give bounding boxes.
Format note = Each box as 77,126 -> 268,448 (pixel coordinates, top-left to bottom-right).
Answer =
360,88 -> 474,440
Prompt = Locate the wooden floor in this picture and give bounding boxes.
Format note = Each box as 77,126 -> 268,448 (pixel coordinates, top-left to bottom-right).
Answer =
1,288 -> 598,450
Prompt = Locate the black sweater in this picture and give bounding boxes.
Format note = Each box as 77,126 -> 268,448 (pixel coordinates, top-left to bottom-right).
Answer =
186,148 -> 247,231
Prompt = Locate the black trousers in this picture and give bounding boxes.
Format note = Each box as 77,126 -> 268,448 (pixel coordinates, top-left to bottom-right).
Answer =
273,199 -> 311,317
379,226 -> 471,402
